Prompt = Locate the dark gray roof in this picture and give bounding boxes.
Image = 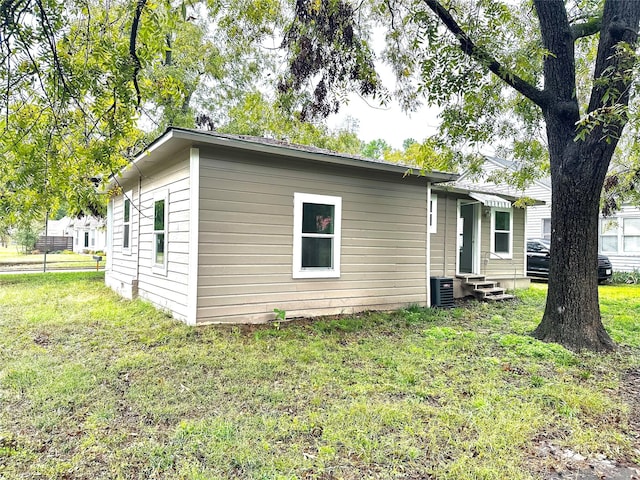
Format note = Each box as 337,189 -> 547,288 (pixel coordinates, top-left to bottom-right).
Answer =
168,127 -> 446,174
112,127 -> 459,186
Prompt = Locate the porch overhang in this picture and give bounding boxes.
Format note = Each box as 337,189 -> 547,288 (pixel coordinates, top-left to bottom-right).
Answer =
468,192 -> 512,209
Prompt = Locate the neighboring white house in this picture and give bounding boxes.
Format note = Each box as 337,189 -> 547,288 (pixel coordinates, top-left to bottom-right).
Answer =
45,216 -> 73,237
456,156 -> 552,240
599,205 -> 640,272
105,128 -> 533,324
69,216 -> 107,253
460,156 -> 640,272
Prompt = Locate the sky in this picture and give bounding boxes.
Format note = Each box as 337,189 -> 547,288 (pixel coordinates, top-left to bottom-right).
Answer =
327,95 -> 442,149
324,26 -> 442,150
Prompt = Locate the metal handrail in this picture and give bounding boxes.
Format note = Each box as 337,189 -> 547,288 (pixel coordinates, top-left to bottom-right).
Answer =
480,250 -> 519,293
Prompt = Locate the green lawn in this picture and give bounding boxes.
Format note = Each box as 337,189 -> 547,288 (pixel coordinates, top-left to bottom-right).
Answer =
0,246 -> 104,271
1,274 -> 639,479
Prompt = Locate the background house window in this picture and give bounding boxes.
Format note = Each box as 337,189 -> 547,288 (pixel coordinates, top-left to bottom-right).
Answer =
600,218 -> 618,253
153,196 -> 167,269
84,231 -> 89,248
542,218 -> 551,240
123,196 -> 131,250
624,218 -> 640,253
293,193 -> 342,279
491,209 -> 512,257
429,194 -> 438,234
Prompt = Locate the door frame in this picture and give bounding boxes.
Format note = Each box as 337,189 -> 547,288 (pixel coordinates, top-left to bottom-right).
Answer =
456,200 -> 481,275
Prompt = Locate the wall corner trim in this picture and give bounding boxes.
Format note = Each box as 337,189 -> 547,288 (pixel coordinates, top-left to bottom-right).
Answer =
187,147 -> 200,326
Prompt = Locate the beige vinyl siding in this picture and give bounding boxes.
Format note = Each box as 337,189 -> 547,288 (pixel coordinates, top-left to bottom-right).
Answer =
429,193 -> 458,277
481,206 -> 526,278
105,184 -> 139,299
429,191 -> 527,283
196,147 -> 429,324
135,150 -> 192,321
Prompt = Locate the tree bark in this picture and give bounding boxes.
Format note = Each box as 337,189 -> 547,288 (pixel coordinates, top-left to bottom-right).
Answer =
531,0 -> 640,351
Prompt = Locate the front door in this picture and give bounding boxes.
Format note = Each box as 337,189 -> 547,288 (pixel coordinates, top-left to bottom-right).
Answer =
458,203 -> 476,274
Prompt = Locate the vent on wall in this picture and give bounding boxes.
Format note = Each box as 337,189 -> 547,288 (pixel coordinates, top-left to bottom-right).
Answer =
430,277 -> 454,308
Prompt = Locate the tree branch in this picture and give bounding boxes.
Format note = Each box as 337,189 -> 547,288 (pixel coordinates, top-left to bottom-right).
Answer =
129,0 -> 147,109
422,0 -> 549,109
571,16 -> 602,41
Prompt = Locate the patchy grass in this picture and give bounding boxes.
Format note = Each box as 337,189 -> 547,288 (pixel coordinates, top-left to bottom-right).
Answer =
0,274 -> 639,479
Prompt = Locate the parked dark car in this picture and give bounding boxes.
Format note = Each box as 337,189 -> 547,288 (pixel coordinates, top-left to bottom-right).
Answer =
526,238 -> 613,283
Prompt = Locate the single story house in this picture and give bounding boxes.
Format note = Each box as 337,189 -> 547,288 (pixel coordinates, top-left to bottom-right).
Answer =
69,216 -> 107,253
105,128 -> 532,324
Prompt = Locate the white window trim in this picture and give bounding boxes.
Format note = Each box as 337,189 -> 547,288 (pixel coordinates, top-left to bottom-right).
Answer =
293,192 -> 342,279
152,190 -> 169,276
490,208 -> 513,259
599,218 -> 619,254
429,194 -> 438,234
123,190 -> 132,255
623,217 -> 640,254
601,216 -> 640,255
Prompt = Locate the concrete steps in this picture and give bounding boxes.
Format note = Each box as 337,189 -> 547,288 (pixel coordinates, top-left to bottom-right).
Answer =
456,274 -> 515,302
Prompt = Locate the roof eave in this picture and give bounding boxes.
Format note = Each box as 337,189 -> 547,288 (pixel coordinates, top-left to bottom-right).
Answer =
107,128 -> 459,188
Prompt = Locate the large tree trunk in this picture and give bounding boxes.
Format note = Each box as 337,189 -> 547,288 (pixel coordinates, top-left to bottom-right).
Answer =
530,0 -> 640,352
532,137 -> 616,351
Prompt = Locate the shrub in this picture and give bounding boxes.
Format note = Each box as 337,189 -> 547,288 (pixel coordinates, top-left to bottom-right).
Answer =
611,270 -> 640,285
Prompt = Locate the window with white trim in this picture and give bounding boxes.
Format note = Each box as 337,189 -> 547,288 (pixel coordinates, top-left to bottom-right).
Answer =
153,192 -> 168,273
542,218 -> 551,240
599,217 -> 640,254
491,208 -> 512,258
84,231 -> 89,248
600,218 -> 618,253
123,192 -> 132,252
623,218 -> 640,253
293,193 -> 342,279
429,194 -> 438,234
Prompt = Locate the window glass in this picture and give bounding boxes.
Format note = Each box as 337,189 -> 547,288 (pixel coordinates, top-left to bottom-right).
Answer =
624,218 -> 640,235
601,236 -> 618,253
302,203 -> 334,234
154,200 -> 165,231
542,218 -> 551,239
123,195 -> 132,251
495,211 -> 510,231
124,199 -> 130,222
495,232 -> 509,253
624,219 -> 640,253
492,210 -> 511,255
293,193 -> 341,279
429,194 -> 438,234
155,233 -> 165,264
153,198 -> 166,266
600,218 -> 618,253
302,237 -> 333,268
